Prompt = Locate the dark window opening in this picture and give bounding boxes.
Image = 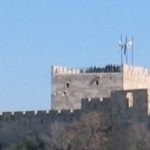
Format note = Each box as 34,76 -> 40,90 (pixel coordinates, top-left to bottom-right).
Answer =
96,80 -> 99,86
66,82 -> 70,88
64,91 -> 67,96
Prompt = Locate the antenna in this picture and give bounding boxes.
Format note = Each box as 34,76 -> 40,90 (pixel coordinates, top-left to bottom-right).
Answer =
132,36 -> 134,65
118,35 -> 134,65
120,35 -> 123,65
119,34 -> 124,65
125,35 -> 128,64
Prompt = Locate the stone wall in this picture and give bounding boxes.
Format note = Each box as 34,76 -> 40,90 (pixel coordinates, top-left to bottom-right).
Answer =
0,89 -> 149,147
51,64 -> 150,110
0,97 -> 111,147
111,89 -> 150,125
123,64 -> 150,90
0,109 -> 81,146
111,89 -> 150,150
51,70 -> 123,110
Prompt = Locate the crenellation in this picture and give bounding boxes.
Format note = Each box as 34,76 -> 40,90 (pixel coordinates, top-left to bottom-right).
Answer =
36,111 -> 48,117
123,64 -> 150,77
24,111 -> 35,118
0,109 -> 81,124
122,65 -> 150,90
51,65 -> 80,75
71,109 -> 81,115
3,112 -> 12,118
57,110 -> 74,122
0,112 -> 14,121
1,64 -> 150,147
111,89 -> 150,125
14,111 -> 24,117
81,98 -> 90,110
1,89 -> 150,122
81,97 -> 111,113
102,97 -> 111,105
0,88 -> 150,147
48,110 -> 60,121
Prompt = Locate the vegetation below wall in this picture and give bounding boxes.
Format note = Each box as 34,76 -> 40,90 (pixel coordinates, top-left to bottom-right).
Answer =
83,65 -> 121,73
2,111 -> 150,150
2,112 -> 110,150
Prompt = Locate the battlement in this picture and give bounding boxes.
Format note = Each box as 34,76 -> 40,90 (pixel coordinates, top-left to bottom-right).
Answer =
0,109 -> 79,119
2,64 -> 150,147
122,65 -> 150,90
51,65 -> 121,75
0,89 -> 149,124
0,97 -> 112,121
122,64 -> 150,77
51,66 -> 81,75
0,89 -> 150,147
3,88 -> 149,120
81,97 -> 111,112
51,64 -> 150,76
52,64 -> 150,110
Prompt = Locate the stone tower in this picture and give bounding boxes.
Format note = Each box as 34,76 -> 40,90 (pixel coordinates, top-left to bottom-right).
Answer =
51,64 -> 150,110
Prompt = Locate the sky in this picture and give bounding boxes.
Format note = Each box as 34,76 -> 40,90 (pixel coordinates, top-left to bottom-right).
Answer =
0,0 -> 150,111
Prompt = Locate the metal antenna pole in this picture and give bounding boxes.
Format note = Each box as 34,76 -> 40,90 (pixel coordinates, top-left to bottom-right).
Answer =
132,36 -> 134,65
125,36 -> 128,64
120,35 -> 123,65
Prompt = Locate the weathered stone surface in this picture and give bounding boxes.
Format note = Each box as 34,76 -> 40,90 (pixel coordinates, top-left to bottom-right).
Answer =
0,89 -> 150,147
51,65 -> 123,110
52,64 -> 150,110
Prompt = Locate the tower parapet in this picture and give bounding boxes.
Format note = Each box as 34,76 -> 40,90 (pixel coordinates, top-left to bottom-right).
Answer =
51,65 -> 123,110
123,64 -> 150,89
51,64 -> 150,110
51,66 -> 80,75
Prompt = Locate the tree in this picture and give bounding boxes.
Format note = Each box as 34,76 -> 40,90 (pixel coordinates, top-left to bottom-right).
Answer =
60,112 -> 111,150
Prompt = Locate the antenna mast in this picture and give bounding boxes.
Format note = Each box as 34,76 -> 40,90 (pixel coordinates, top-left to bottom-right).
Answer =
125,36 -> 128,64
118,35 -> 134,65
120,35 -> 123,65
132,36 -> 134,65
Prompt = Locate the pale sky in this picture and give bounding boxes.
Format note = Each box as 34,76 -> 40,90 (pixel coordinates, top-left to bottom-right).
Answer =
0,0 -> 149,111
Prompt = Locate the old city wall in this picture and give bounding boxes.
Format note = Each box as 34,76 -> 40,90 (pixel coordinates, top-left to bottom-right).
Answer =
51,65 -> 150,110
0,98 -> 110,147
51,66 -> 123,110
123,64 -> 150,90
111,89 -> 150,125
1,65 -> 150,147
0,89 -> 150,147
111,89 -> 150,150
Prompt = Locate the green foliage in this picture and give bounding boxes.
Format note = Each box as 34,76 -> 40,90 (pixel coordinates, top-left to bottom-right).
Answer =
4,136 -> 43,150
5,112 -> 150,150
85,64 -> 120,73
50,112 -> 111,150
3,112 -> 111,150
